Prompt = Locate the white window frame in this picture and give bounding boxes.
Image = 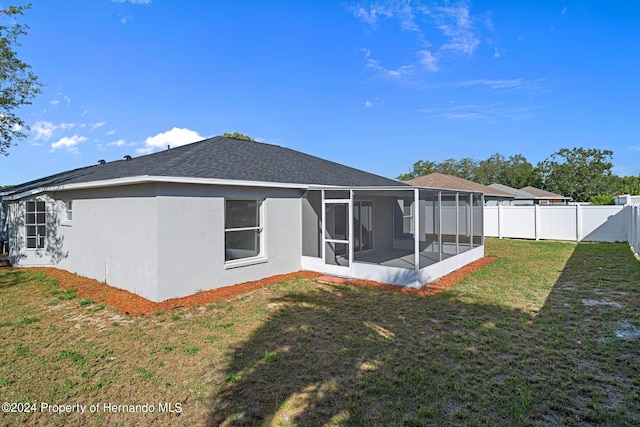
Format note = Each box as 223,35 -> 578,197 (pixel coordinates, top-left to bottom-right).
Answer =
25,200 -> 46,250
224,199 -> 267,269
64,200 -> 73,223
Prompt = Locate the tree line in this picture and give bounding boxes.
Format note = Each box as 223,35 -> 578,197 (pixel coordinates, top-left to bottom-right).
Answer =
397,147 -> 640,204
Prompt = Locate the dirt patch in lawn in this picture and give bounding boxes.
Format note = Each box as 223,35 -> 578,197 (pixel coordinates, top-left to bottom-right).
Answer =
25,256 -> 497,315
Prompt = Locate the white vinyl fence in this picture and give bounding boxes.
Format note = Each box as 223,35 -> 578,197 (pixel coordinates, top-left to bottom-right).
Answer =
629,205 -> 640,257
484,204 -> 631,243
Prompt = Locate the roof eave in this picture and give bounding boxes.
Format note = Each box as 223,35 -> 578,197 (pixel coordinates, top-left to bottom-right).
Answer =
3,175 -> 410,200
3,175 -> 312,200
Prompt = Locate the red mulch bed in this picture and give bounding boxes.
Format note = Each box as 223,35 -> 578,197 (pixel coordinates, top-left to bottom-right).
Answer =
25,256 -> 497,315
343,256 -> 498,297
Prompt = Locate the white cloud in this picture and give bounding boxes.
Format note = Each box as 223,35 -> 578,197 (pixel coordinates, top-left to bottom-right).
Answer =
50,99 -> 60,106
366,58 -> 414,78
455,79 -> 526,90
348,4 -> 393,26
138,127 -> 204,154
418,104 -> 537,122
365,100 -> 374,108
32,121 -> 80,142
31,120 -> 114,145
108,139 -> 127,147
561,6 -> 567,15
423,78 -> 550,94
351,0 -> 487,78
32,121 -> 56,141
418,50 -> 438,72
106,130 -> 116,136
435,5 -> 479,55
50,135 -> 87,153
63,96 -> 71,107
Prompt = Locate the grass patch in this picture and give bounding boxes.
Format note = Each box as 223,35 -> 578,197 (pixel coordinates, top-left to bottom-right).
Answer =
183,346 -> 200,356
0,239 -> 639,426
87,302 -> 106,312
79,298 -> 95,307
51,288 -> 77,300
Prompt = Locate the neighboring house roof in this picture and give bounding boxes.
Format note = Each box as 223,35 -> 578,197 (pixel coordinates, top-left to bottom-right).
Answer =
488,183 -> 569,200
487,183 -> 537,198
403,173 -> 514,198
2,136 -> 406,198
520,186 -> 569,200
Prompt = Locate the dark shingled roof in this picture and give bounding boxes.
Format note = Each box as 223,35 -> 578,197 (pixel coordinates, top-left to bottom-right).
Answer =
2,136 -> 405,196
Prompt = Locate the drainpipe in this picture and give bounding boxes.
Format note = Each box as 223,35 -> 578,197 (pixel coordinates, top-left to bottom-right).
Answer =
414,188 -> 420,274
438,191 -> 442,262
470,193 -> 474,249
455,192 -> 459,255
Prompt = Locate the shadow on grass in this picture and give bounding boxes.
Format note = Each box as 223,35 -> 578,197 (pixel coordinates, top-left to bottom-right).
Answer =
207,243 -> 640,426
0,268 -> 38,289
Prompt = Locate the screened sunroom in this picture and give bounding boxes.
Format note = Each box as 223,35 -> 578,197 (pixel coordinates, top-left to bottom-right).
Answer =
301,187 -> 484,288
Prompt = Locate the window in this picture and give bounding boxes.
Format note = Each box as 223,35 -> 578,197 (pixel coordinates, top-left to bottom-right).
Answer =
25,201 -> 46,249
394,198 -> 414,239
64,201 -> 73,221
224,199 -> 264,262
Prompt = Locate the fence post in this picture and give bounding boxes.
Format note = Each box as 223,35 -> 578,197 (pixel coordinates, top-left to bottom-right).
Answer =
498,204 -> 503,239
534,205 -> 540,240
575,204 -> 582,242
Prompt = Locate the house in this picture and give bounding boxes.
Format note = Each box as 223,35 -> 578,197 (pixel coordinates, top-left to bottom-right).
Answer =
0,136 -> 484,302
403,172 -> 515,206
488,184 -> 570,205
614,194 -> 640,205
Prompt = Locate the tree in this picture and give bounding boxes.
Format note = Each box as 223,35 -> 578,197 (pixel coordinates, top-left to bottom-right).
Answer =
475,153 -> 507,185
0,4 -> 42,155
610,175 -> 640,196
397,160 -> 437,181
222,131 -> 254,141
474,153 -> 538,188
589,194 -> 614,205
503,154 -> 538,188
537,147 -> 614,202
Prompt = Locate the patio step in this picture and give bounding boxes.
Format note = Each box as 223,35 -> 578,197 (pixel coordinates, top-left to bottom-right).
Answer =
316,275 -> 348,285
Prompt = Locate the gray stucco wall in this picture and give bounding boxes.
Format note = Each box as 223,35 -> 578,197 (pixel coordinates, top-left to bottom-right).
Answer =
155,183 -> 303,301
363,195 -> 394,252
8,183 -> 304,302
301,190 -> 322,258
9,185 -> 160,300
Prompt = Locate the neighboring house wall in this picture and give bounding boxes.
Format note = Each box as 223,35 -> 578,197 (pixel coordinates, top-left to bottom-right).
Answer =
485,197 -> 513,206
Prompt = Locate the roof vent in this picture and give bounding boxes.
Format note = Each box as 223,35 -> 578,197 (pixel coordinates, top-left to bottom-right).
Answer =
98,159 -> 106,165
124,155 -> 132,161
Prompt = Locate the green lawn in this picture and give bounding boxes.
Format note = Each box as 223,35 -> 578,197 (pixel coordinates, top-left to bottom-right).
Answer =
1,238 -> 639,426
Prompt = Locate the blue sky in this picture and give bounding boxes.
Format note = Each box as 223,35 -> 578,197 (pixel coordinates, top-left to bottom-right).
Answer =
3,0 -> 640,185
